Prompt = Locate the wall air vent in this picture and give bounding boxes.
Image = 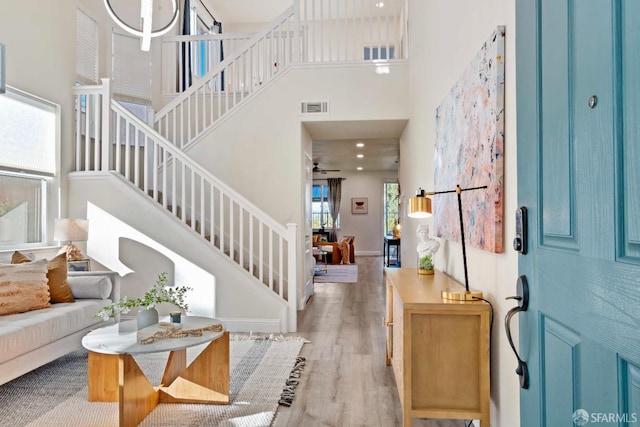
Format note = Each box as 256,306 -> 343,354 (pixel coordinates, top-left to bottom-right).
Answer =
300,101 -> 328,114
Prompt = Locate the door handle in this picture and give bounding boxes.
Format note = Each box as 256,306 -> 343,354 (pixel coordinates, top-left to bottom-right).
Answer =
505,275 -> 529,389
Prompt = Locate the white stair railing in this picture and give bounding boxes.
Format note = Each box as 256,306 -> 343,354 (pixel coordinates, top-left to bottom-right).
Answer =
154,6 -> 298,150
161,32 -> 255,95
72,79 -> 298,332
297,0 -> 408,63
155,0 -> 408,151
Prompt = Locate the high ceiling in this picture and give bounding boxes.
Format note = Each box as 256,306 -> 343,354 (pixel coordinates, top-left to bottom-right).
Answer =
205,0 -> 403,173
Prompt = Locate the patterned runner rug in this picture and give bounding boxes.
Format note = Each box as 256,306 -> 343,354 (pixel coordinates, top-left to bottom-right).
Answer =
313,264 -> 358,283
0,334 -> 306,426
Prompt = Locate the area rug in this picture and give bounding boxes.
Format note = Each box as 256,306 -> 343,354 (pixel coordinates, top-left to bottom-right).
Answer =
0,334 -> 307,427
314,264 -> 358,283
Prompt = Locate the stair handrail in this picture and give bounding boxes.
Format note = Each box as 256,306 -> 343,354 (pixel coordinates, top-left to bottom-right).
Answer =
155,5 -> 296,120
112,101 -> 290,237
153,5 -> 298,149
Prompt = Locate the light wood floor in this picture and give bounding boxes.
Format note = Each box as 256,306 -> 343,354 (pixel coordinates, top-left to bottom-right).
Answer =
273,256 -> 466,427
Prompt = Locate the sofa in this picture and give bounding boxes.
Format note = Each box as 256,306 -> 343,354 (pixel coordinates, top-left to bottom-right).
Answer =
313,235 -> 355,264
0,252 -> 120,385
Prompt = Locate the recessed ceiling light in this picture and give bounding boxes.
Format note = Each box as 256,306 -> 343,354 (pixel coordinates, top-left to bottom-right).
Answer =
357,154 -> 364,158
357,167 -> 363,171
356,142 -> 365,148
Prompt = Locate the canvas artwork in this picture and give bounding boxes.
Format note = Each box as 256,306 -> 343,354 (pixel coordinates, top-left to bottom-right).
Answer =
351,197 -> 368,214
433,26 -> 505,253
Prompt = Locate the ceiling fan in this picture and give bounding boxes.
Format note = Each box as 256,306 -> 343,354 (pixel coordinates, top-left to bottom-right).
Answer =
313,162 -> 340,174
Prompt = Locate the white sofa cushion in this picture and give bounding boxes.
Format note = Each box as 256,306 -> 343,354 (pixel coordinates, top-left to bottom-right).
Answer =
67,275 -> 112,299
0,299 -> 111,365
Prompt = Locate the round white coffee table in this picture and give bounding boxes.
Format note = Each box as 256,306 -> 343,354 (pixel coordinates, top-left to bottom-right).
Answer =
82,316 -> 229,427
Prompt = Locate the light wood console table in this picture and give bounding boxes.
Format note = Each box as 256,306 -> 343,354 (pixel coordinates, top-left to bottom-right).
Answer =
384,269 -> 491,426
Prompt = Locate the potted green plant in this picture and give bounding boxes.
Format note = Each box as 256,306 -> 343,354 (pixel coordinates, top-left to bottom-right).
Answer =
96,272 -> 191,328
418,254 -> 434,275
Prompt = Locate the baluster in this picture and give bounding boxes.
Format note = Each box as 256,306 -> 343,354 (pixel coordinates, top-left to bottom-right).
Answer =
171,155 -> 177,216
74,95 -> 81,171
209,184 -> 215,246
268,229 -> 274,291
200,175 -> 205,237
259,223 -> 264,283
249,214 -> 254,275
278,235 -> 284,297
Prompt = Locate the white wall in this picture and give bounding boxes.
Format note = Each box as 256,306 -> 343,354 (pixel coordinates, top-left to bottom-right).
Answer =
400,1 -> 519,426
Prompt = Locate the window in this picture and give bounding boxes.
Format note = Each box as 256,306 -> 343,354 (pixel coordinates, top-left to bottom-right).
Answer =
186,5 -> 223,87
312,184 -> 339,229
364,46 -> 395,60
0,87 -> 58,248
76,8 -> 99,84
112,32 -> 152,104
384,182 -> 399,236
0,173 -> 47,246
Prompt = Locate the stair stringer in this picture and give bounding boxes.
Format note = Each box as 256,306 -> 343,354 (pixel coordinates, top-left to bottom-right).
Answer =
68,171 -> 290,333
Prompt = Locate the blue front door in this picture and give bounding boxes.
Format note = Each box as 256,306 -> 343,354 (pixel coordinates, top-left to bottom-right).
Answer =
517,0 -> 640,425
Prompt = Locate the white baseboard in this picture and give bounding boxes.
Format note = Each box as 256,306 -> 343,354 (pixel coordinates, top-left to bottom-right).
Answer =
354,251 -> 382,256
219,317 -> 283,333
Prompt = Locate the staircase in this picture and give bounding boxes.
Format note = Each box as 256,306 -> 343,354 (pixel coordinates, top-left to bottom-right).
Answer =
71,79 -> 297,332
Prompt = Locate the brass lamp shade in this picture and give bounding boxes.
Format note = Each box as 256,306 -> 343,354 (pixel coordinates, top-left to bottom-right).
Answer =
408,196 -> 432,218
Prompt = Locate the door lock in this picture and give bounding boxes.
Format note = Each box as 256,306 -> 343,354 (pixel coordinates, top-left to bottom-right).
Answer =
513,207 -> 528,254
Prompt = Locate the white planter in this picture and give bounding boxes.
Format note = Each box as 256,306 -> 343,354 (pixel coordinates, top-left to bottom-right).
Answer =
136,306 -> 159,329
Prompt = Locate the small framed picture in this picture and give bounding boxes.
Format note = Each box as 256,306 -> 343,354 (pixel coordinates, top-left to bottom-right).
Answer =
351,197 -> 368,214
68,260 -> 90,272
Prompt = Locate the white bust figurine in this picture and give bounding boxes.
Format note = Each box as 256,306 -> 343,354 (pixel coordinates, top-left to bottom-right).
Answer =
416,224 -> 440,259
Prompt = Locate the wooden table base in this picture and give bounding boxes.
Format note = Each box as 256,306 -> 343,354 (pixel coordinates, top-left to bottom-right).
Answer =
88,331 -> 230,427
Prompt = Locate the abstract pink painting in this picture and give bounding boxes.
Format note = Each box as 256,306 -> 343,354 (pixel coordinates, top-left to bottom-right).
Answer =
433,26 -> 505,253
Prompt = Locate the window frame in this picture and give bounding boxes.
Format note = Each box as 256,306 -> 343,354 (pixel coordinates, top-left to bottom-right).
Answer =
0,85 -> 60,250
312,183 -> 340,230
383,181 -> 400,236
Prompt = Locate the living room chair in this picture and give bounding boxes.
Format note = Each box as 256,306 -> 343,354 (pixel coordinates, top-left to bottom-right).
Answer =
317,235 -> 355,264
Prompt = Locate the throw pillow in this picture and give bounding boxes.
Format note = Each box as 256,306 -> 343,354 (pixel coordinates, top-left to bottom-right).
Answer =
12,251 -> 75,303
46,253 -> 75,303
11,250 -> 33,264
0,259 -> 51,315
